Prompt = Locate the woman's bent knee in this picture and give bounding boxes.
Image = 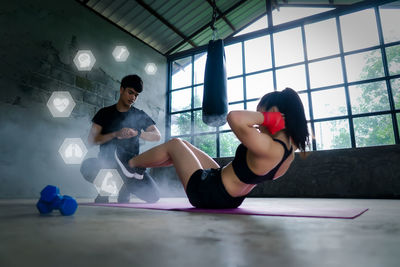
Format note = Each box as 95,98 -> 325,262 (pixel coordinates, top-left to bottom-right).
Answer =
168,137 -> 185,147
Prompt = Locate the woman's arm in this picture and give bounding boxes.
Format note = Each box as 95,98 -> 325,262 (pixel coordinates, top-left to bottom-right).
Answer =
227,110 -> 281,157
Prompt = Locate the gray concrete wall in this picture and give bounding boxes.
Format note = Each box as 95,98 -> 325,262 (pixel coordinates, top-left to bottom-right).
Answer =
0,0 -> 167,198
151,145 -> 400,198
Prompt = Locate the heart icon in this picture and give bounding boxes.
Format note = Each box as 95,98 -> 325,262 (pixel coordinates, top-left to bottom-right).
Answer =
53,97 -> 69,112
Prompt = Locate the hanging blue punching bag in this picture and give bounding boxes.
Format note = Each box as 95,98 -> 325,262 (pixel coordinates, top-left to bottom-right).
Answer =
202,39 -> 228,127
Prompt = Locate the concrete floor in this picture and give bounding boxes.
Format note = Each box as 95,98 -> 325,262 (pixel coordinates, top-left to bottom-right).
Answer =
1,198 -> 399,267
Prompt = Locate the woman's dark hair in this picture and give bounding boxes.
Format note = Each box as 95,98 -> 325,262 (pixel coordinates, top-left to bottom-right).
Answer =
121,74 -> 143,93
257,88 -> 310,151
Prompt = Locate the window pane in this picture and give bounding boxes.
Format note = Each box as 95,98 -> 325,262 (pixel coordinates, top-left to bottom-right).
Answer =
194,85 -> 203,108
340,9 -> 379,52
194,110 -> 216,133
172,57 -> 192,89
305,18 -> 340,60
220,131 -> 240,157
225,43 -> 243,77
194,134 -> 216,158
309,57 -> 343,89
235,15 -> 267,36
354,114 -> 395,147
221,103 -> 244,130
273,7 -> 333,26
246,72 -> 274,100
386,44 -> 400,76
228,103 -> 244,112
194,53 -> 207,85
244,36 -> 272,73
180,136 -> 191,143
276,65 -> 306,91
397,113 -> 400,136
171,112 -> 191,136
391,78 -> 400,109
227,77 -> 243,103
379,2 -> 400,43
171,88 -> 191,112
246,100 -> 258,111
273,27 -> 304,67
314,119 -> 351,150
299,92 -> 310,121
345,49 -> 384,83
349,81 -> 390,114
311,88 -> 347,119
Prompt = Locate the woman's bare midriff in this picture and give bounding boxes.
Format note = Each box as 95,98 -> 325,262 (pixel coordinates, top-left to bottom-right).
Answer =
220,152 -> 295,198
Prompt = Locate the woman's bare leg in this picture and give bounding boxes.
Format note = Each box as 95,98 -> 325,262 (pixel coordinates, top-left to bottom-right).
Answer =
129,138 -> 203,190
181,140 -> 220,169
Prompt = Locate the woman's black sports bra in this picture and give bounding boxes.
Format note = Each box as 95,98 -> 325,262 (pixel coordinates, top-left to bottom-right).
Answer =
232,139 -> 293,184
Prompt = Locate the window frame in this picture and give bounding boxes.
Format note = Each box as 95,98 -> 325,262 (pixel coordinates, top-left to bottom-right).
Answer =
166,0 -> 400,156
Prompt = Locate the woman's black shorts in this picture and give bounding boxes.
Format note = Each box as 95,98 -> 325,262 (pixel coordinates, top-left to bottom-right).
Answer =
186,168 -> 245,209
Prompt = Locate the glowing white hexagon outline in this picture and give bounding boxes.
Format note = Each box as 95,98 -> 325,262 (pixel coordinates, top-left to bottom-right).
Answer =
58,138 -> 88,165
145,63 -> 157,75
73,50 -> 96,71
93,169 -> 124,197
112,45 -> 130,62
47,91 -> 76,118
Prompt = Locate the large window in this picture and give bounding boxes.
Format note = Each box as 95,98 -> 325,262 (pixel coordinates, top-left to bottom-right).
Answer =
167,1 -> 400,157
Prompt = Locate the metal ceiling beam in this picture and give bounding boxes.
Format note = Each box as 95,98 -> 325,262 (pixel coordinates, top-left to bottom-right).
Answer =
266,0 -> 273,27
108,0 -> 130,19
90,0 -> 102,9
223,0 -> 357,41
205,0 -> 236,31
169,0 -> 396,59
166,0 -> 249,56
134,0 -> 197,48
75,0 -> 164,56
97,0 -> 114,14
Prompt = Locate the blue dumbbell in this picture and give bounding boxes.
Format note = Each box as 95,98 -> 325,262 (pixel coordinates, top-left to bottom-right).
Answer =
36,185 -> 78,216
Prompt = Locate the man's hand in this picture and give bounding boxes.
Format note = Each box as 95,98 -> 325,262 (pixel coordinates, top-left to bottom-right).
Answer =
115,128 -> 139,139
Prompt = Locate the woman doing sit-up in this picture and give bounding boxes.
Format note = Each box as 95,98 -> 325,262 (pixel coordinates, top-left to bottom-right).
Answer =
115,88 -> 309,209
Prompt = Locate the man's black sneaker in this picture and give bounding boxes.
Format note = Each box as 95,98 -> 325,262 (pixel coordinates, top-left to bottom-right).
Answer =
114,149 -> 145,179
94,195 -> 109,203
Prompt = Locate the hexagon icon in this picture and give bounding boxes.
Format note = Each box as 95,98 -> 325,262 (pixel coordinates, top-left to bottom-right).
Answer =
73,50 -> 96,71
93,169 -> 124,197
112,45 -> 129,62
59,138 -> 88,164
47,91 -> 76,118
145,63 -> 157,75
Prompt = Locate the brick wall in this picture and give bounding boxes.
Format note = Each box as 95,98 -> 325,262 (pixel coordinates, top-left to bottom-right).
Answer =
0,0 -> 167,198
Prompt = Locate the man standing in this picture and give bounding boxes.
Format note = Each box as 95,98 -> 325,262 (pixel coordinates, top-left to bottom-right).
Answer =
80,74 -> 161,203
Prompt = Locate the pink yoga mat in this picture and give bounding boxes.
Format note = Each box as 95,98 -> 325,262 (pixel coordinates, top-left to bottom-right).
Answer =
82,199 -> 368,219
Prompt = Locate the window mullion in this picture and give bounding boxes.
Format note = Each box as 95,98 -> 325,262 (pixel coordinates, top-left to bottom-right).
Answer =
375,5 -> 400,144
336,15 -> 356,148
